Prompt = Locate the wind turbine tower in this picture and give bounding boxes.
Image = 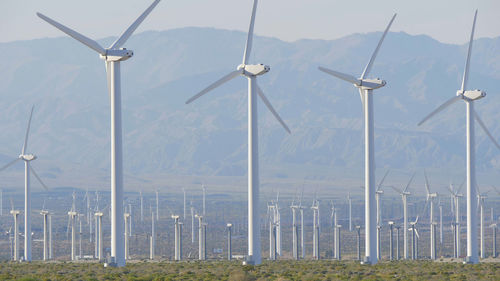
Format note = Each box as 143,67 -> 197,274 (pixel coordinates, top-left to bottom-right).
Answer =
227,223 -> 232,260
10,208 -> 20,261
37,0 -> 162,266
424,170 -> 438,260
318,14 -> 397,264
95,212 -> 103,261
68,211 -> 78,261
311,199 -> 320,260
185,0 -> 291,265
40,210 -> 49,260
172,215 -> 182,261
195,214 -> 206,260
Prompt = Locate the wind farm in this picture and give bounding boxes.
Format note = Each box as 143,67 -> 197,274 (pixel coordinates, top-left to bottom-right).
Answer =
0,0 -> 499,279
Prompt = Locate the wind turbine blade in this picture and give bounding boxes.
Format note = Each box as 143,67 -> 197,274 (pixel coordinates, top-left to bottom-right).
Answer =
389,185 -> 403,194
242,0 -> 258,65
358,88 -> 365,108
0,158 -> 21,173
256,84 -> 291,134
415,228 -> 420,239
29,165 -> 49,191
492,185 -> 500,195
474,111 -> 500,150
403,172 -> 416,193
185,70 -> 242,104
318,67 -> 360,86
417,96 -> 462,126
447,185 -> 456,197
377,170 -> 390,191
461,10 -> 477,92
36,13 -> 106,55
457,179 -> 466,194
424,169 -> 431,195
105,61 -> 112,97
360,13 -> 397,79
110,0 -> 161,49
22,105 -> 35,155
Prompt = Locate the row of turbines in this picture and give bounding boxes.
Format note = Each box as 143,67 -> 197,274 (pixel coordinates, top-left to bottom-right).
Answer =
0,0 -> 495,267
3,179 -> 499,263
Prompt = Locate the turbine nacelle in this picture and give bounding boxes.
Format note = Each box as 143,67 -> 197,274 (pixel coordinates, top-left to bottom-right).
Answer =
19,154 -> 36,161
376,190 -> 384,195
428,192 -> 438,198
99,48 -> 133,62
457,89 -> 486,101
238,64 -> 270,76
358,78 -> 386,90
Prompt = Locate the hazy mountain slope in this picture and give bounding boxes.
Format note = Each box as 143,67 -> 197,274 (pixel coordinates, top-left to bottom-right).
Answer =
0,27 -> 499,187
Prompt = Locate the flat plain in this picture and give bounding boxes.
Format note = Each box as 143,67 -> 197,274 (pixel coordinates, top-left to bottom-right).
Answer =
0,260 -> 499,281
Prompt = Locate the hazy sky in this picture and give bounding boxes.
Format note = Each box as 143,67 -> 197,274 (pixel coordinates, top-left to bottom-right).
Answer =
1,0 -> 499,44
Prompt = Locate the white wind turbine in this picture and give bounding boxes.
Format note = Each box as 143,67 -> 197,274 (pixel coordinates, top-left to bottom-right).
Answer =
476,185 -> 489,259
0,106 -> 49,262
37,0 -> 161,267
423,170 -> 438,260
375,170 -> 390,260
185,0 -> 290,265
448,182 -> 464,258
390,172 -> 415,260
417,10 -> 500,264
9,199 -> 20,261
318,14 -> 397,264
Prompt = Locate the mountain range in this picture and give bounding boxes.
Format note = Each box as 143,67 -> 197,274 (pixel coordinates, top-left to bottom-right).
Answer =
1,27 -> 500,191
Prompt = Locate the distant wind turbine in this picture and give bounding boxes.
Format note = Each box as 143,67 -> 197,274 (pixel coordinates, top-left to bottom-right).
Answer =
0,106 -> 49,262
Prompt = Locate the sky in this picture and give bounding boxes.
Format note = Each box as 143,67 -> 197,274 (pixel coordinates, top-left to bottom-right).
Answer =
1,0 -> 499,45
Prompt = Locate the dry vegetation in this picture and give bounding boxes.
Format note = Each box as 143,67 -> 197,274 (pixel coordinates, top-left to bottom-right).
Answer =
0,260 -> 498,281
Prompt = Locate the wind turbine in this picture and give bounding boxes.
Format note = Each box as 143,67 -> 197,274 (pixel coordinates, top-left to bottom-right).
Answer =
226,223 -> 233,260
195,214 -> 206,260
388,221 -> 395,260
476,185 -> 489,259
491,223 -> 497,258
37,0 -> 162,266
423,170 -> 438,260
172,215 -> 182,261
40,209 -> 50,261
418,10 -> 500,264
150,208 -> 155,260
311,199 -> 320,260
448,182 -> 464,258
390,172 -> 415,259
375,170 -> 390,260
124,212 -> 130,260
267,201 -> 277,260
185,0 -> 290,265
318,14 -> 397,264
290,196 -> 300,260
10,199 -> 20,261
0,106 -> 49,262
